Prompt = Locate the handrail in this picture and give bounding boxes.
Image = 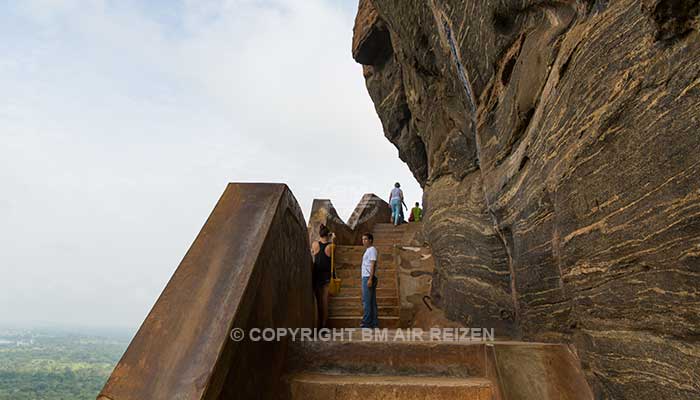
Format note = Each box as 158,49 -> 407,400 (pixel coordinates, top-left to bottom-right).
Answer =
98,183 -> 315,400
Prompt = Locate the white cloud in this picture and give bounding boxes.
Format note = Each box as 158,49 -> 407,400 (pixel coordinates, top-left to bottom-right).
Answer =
0,0 -> 422,330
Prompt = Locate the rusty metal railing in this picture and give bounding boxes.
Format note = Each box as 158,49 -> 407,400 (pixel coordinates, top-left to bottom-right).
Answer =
98,183 -> 315,400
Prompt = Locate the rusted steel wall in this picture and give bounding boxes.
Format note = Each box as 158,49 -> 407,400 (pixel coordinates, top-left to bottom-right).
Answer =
98,183 -> 315,400
307,194 -> 392,245
307,199 -> 356,245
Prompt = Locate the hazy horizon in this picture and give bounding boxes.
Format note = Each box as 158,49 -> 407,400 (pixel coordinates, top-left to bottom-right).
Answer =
0,0 -> 422,331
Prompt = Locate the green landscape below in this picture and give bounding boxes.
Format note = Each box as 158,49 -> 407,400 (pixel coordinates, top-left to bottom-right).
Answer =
0,328 -> 130,400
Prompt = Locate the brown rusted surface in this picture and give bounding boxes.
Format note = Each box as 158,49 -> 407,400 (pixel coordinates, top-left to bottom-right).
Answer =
346,194 -> 393,239
308,194 -> 391,245
98,183 -> 315,400
307,199 -> 355,245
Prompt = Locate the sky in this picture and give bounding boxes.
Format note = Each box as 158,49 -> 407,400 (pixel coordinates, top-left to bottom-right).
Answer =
0,0 -> 422,332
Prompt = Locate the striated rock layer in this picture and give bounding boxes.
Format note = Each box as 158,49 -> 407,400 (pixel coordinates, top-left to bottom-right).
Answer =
353,0 -> 700,398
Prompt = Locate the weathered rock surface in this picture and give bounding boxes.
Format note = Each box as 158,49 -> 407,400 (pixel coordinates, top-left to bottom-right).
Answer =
353,0 -> 700,398
396,243 -> 435,327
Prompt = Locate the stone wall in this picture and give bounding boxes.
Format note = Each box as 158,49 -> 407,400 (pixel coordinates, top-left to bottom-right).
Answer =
353,0 -> 700,398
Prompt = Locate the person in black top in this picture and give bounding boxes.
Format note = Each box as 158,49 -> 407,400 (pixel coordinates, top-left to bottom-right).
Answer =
312,224 -> 334,328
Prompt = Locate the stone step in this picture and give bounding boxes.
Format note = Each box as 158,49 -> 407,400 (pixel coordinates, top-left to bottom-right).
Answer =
326,316 -> 400,329
286,337 -> 488,377
334,259 -> 395,268
334,269 -> 395,279
329,287 -> 397,298
372,237 -> 406,242
337,277 -> 397,289
372,227 -> 406,232
371,232 -> 404,237
335,245 -> 393,259
328,296 -> 399,307
334,257 -> 396,264
371,236 -> 403,242
371,231 -> 406,237
328,310 -> 400,318
333,269 -> 396,277
328,303 -> 399,313
373,223 -> 409,231
284,340 -> 594,400
333,262 -> 396,271
372,234 -> 406,239
371,240 -> 400,246
332,270 -> 397,281
328,305 -> 400,317
335,244 -> 391,253
334,252 -> 394,264
373,229 -> 407,234
287,373 -> 492,400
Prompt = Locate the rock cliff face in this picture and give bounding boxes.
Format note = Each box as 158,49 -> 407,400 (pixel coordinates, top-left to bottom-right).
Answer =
353,0 -> 700,398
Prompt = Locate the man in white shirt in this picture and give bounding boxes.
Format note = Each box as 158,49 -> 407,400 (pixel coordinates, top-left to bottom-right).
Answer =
360,233 -> 379,328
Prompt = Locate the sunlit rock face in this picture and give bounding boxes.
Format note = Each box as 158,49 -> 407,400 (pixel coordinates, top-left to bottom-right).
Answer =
353,0 -> 700,398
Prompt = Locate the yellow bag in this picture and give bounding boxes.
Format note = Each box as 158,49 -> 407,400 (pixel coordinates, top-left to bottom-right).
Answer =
328,244 -> 342,296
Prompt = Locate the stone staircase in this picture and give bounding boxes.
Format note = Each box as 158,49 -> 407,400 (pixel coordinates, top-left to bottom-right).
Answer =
284,336 -> 492,400
293,220 -> 593,400
297,221 -> 500,399
371,222 -> 409,246
98,186 -> 595,400
288,373 -> 492,399
326,252 -> 398,328
326,223 -> 408,329
282,336 -> 593,400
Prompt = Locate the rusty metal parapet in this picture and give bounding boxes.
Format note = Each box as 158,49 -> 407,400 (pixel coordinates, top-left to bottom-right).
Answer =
307,194 -> 392,245
98,183 -> 315,400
